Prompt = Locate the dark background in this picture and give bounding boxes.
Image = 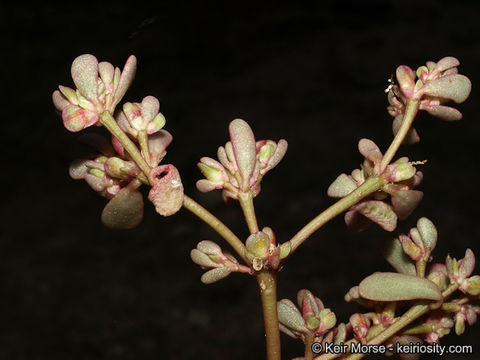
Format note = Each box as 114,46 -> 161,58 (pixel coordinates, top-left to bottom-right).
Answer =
2,1 -> 480,359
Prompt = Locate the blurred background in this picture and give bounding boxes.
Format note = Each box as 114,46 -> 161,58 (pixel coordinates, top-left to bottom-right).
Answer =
2,1 -> 479,359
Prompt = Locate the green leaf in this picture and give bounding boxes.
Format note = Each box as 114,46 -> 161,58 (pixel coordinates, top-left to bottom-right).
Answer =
384,238 -> 417,275
359,272 -> 442,301
101,188 -> 144,230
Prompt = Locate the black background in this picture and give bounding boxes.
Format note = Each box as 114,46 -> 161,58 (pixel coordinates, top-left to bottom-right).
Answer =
2,1 -> 480,359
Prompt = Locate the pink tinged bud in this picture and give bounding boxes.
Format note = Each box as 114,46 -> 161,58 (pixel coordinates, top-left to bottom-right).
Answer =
396,65 -> 416,98
229,119 -> 256,191
351,200 -> 397,232
350,313 -> 371,341
113,55 -> 136,108
71,54 -> 98,101
384,237 -> 416,276
101,186 -> 144,229
399,234 -> 422,261
141,96 -> 165,133
257,139 -> 288,175
327,173 -> 358,198
383,158 -> 416,183
420,74 -> 472,103
358,272 -> 442,301
462,275 -> 480,296
455,312 -> 466,335
245,231 -> 271,259
277,299 -> 308,334
104,157 -> 139,179
148,165 -> 184,216
297,290 -> 323,318
200,267 -> 231,284
319,308 -> 336,333
62,105 -> 99,132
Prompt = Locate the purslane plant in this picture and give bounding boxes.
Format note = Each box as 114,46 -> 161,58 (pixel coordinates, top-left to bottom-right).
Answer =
53,54 -> 477,360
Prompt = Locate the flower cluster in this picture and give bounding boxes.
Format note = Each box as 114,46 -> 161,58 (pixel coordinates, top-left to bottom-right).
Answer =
196,119 -> 287,201
244,227 -> 290,271
54,54 -> 183,227
328,138 -> 423,232
387,56 -> 471,144
53,54 -> 136,132
345,219 -> 480,349
277,290 -> 339,344
190,240 -> 251,284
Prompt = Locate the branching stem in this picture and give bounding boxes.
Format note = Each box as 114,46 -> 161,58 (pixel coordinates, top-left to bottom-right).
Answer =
99,111 -> 152,182
182,195 -> 249,264
288,177 -> 387,254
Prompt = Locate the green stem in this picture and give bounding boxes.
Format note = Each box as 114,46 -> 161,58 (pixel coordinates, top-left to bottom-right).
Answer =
256,270 -> 281,360
288,177 -> 387,254
304,332 -> 315,360
182,195 -> 249,264
99,111 -> 152,181
238,191 -> 259,234
138,129 -> 152,167
380,100 -> 419,172
343,283 -> 459,360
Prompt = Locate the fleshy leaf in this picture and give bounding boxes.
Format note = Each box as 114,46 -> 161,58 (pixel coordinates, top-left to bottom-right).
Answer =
327,173 -> 357,198
417,217 -> 437,252
423,105 -> 462,121
190,249 -> 219,268
358,138 -> 382,163
201,267 -> 231,284
391,190 -> 423,220
359,272 -> 442,301
421,74 -> 471,103
277,299 -> 307,333
229,119 -> 256,190
71,54 -> 98,101
383,238 -> 417,275
353,200 -> 397,231
101,187 -> 144,230
113,55 -> 137,107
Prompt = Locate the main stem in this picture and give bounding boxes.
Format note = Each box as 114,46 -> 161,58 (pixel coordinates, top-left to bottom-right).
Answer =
288,177 -> 386,254
182,195 -> 249,264
256,270 -> 281,360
